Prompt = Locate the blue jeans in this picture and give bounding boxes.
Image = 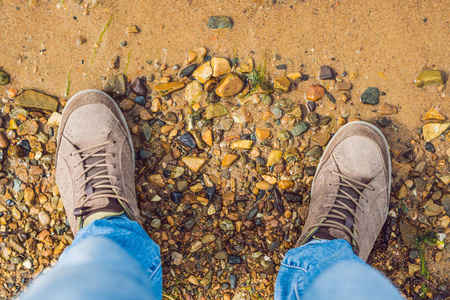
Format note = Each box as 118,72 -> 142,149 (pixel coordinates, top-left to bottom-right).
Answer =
22,216 -> 402,300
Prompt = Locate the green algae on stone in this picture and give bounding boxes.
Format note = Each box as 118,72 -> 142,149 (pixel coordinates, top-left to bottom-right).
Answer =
0,70 -> 10,85
205,103 -> 228,119
414,70 -> 444,87
207,16 -> 233,29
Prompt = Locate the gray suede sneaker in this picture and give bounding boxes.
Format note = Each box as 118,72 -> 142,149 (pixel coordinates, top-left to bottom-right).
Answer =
56,90 -> 140,236
295,121 -> 391,261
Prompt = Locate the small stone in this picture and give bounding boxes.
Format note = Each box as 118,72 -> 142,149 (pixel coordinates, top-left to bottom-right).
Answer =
119,99 -> 135,111
182,156 -> 208,172
305,145 -> 323,158
256,181 -> 271,191
337,116 -> 347,125
222,154 -> 239,167
319,66 -> 335,80
422,122 -> 450,142
378,103 -> 398,115
7,145 -> 25,158
23,259 -> 32,269
271,107 -> 283,119
424,142 -> 435,153
408,263 -> 420,276
172,252 -> 183,265
291,122 -> 309,136
335,81 -> 352,91
307,101 -> 316,112
423,200 -> 444,217
131,77 -> 148,96
215,250 -> 228,260
360,87 -> 379,105
236,58 -> 253,74
273,76 -> 291,92
15,90 -> 59,112
24,187 -> 35,206
104,74 -> 126,96
231,140 -> 253,150
215,73 -> 244,97
228,255 -> 242,264
414,70 -> 444,87
154,82 -> 185,96
399,220 -> 419,247
220,219 -> 235,231
151,219 -> 161,228
338,92 -> 350,103
205,103 -> 228,119
286,105 -> 303,119
139,109 -> 153,121
305,85 -> 325,101
125,25 -> 139,34
187,275 -> 199,286
207,16 -> 233,29
185,80 -> 205,104
376,117 -> 391,128
230,274 -> 237,289
255,128 -> 271,141
109,55 -> 120,69
395,184 -> 408,200
202,129 -> 213,147
77,36 -> 87,45
180,64 -> 198,78
47,112 -> 62,127
422,108 -> 446,121
0,70 -> 10,85
17,120 -> 39,136
187,46 -> 207,64
192,61 -> 213,84
267,150 -> 283,166
305,166 -> 316,176
312,131 -> 331,146
211,57 -> 231,77
38,211 -> 50,226
284,192 -> 303,203
278,180 -> 294,190
278,130 -> 290,141
0,132 -> 9,148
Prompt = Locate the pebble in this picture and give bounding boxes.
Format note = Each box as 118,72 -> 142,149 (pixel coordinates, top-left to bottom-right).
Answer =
139,109 -> 153,121
215,73 -> 244,97
312,131 -> 331,146
119,99 -> 135,111
109,55 -> 120,69
205,103 -> 228,119
180,64 -> 197,78
305,145 -> 323,158
211,57 -> 231,77
319,65 -> 335,80
125,25 -> 139,34
220,219 -> 235,231
424,142 -> 435,153
0,70 -> 10,85
267,150 -> 283,166
360,87 -> 379,105
231,140 -> 253,150
228,255 -> 242,264
422,108 -> 445,121
222,154 -> 239,167
305,85 -> 325,101
38,211 -> 50,226
230,274 -> 237,289
207,16 -> 233,29
104,74 -> 126,96
291,122 -> 309,136
305,166 -> 316,176
376,117 -> 391,128
422,122 -> 450,142
181,157 -> 208,172
131,77 -> 148,96
335,81 -> 352,91
414,70 -> 444,87
177,132 -> 197,148
423,200 -> 444,217
273,75 -> 291,92
378,103 -> 398,115
0,132 -> 9,148
15,90 -> 59,112
154,82 -> 185,96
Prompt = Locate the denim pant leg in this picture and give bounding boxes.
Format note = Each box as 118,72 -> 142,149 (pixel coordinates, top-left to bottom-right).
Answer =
21,215 -> 162,300
275,239 -> 403,300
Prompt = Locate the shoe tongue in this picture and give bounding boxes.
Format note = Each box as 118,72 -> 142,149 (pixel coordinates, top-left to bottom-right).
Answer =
313,183 -> 361,242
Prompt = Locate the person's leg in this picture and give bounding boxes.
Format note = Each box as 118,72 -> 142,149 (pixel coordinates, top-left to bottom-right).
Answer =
275,121 -> 402,299
22,215 -> 162,300
21,90 -> 162,299
275,239 -> 402,300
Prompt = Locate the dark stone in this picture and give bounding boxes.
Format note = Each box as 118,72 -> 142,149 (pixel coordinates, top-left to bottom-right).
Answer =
134,96 -> 146,106
305,166 -> 317,176
177,132 -> 197,149
207,16 -> 233,29
207,93 -> 220,103
255,157 -> 266,166
319,116 -> 332,125
104,74 -> 126,96
230,274 -> 237,289
305,145 -> 323,158
255,218 -> 263,226
247,207 -> 259,219
179,64 -> 197,78
273,188 -> 285,214
130,77 -> 148,96
425,142 -> 435,153
376,117 -> 391,128
360,87 -> 380,105
170,192 -> 182,204
319,65 -> 335,80
256,190 -> 266,201
402,150 -> 415,161
0,70 -> 10,85
307,101 -> 316,112
18,140 -> 31,151
221,168 -> 230,179
291,121 -> 309,136
138,149 -> 152,160
228,255 -> 242,264
222,283 -> 230,289
184,218 -> 196,231
284,192 -> 303,203
268,240 -> 280,251
206,187 -> 216,201
307,113 -> 320,124
325,91 -> 336,103
409,250 -> 419,260
276,64 -> 287,70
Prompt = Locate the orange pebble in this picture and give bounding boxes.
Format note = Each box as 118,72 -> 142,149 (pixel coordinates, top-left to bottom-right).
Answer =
7,88 -> 17,98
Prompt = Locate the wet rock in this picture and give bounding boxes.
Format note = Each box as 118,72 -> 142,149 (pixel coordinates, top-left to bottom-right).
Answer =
222,154 -> 239,167
399,220 -> 419,247
414,70 -> 444,87
395,184 -> 408,199
177,132 -> 197,148
307,101 -> 316,112
17,120 -> 39,136
134,96 -> 146,106
278,130 -> 290,141
305,166 -> 316,176
180,64 -> 197,78
284,192 -> 303,203
305,85 -> 325,101
360,87 -> 379,105
119,99 -> 135,111
325,91 -> 336,103
170,192 -> 183,203
273,76 -> 291,92
187,46 -> 207,64
424,142 -> 435,153
104,74 -> 126,96
7,145 -> 25,158
255,128 -> 271,141
291,122 -> 309,136
125,25 -> 139,34
376,117 -> 391,128
200,270 -> 213,287
230,274 -> 237,289
181,156 -> 208,172
335,81 -> 352,91
305,145 -> 323,158
286,105 -> 303,119
267,150 -> 283,166
205,103 -> 228,119
422,122 -> 450,142
207,16 -> 233,29
193,61 -> 213,83
423,200 -> 444,217
0,132 -> 9,148
228,255 -> 242,264
231,140 -> 253,150
0,70 -> 10,85
236,58 -> 253,74
131,77 -> 147,96
220,219 -> 235,231
38,211 -> 50,226
154,82 -> 185,96
319,66 -> 335,80
15,90 -> 59,112
215,250 -> 228,260
312,131 -> 331,146
215,73 -> 244,97
211,57 -> 231,77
